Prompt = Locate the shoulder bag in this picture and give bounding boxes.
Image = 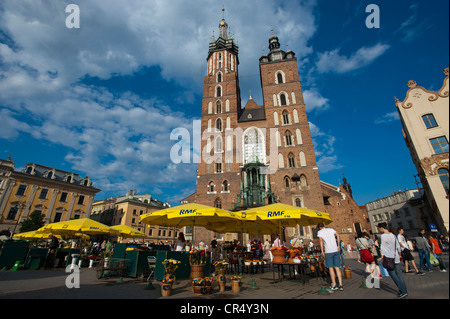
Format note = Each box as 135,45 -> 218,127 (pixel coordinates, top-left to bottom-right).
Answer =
382,236 -> 397,271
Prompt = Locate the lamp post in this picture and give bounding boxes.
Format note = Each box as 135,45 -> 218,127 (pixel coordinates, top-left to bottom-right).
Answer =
11,201 -> 25,238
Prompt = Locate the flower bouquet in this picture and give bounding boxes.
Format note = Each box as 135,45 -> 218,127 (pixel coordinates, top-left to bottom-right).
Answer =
213,260 -> 229,275
162,259 -> 181,278
192,277 -> 213,295
188,249 -> 211,265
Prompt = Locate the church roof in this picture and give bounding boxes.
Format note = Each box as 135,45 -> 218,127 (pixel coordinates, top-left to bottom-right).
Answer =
238,99 -> 266,122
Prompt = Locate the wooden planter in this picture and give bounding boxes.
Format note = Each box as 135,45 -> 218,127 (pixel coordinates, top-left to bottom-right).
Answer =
190,264 -> 205,279
272,250 -> 286,263
161,284 -> 172,297
231,280 -> 241,293
218,275 -> 227,292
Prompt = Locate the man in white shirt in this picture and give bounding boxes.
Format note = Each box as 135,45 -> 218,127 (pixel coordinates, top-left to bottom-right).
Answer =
317,222 -> 343,291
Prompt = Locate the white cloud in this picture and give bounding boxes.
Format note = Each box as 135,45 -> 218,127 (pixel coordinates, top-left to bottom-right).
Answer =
303,88 -> 330,113
374,111 -> 400,124
0,0 -> 320,202
316,43 -> 390,74
309,121 -> 342,173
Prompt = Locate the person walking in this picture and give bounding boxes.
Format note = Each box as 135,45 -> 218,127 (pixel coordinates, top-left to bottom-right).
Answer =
397,228 -> 424,275
339,240 -> 346,268
356,232 -> 376,275
317,222 -> 343,291
429,234 -> 447,272
415,230 -> 432,272
377,222 -> 408,299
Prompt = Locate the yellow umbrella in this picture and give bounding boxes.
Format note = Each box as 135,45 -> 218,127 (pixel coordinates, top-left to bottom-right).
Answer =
140,203 -> 243,242
242,203 -> 332,239
244,203 -> 332,227
37,218 -> 119,236
111,225 -> 146,238
13,231 -> 62,240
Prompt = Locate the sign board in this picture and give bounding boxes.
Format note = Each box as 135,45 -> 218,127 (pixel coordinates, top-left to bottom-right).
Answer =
429,224 -> 438,232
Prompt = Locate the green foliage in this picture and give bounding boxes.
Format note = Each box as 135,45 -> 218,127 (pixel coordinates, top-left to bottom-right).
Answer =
19,210 -> 45,233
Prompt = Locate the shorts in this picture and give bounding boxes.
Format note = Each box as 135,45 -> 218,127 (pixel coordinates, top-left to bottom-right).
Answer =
325,251 -> 341,268
401,248 -> 414,261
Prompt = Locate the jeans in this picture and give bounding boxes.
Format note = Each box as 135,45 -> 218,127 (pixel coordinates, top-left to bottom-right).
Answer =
339,251 -> 345,268
418,249 -> 431,270
387,263 -> 408,295
436,253 -> 447,270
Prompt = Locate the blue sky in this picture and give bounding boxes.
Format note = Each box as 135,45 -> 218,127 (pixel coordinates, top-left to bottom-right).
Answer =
0,0 -> 448,206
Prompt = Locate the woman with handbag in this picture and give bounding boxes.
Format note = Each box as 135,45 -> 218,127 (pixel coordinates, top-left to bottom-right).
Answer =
356,232 -> 376,275
377,222 -> 408,299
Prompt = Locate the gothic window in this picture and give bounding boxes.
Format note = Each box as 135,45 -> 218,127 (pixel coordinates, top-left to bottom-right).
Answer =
216,85 -> 222,97
282,110 -> 290,124
284,176 -> 291,188
274,111 -> 279,126
299,151 -> 307,167
216,100 -> 222,114
243,127 -> 266,164
280,93 -> 287,106
422,114 -> 438,129
438,168 -> 449,195
285,131 -> 293,146
214,198 -> 222,209
276,71 -> 285,84
208,182 -> 215,192
300,175 -> 307,187
278,153 -> 284,168
217,72 -> 222,83
215,136 -> 223,153
222,180 -> 229,192
215,162 -> 222,173
277,72 -> 284,84
288,153 -> 295,168
215,118 -> 223,132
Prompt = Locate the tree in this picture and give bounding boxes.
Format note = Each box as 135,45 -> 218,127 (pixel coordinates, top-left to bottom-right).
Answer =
19,210 -> 45,233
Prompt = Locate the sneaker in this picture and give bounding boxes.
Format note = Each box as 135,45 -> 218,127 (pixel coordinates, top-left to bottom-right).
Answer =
329,285 -> 338,291
338,285 -> 343,291
416,271 -> 425,276
440,269 -> 447,272
398,293 -> 408,299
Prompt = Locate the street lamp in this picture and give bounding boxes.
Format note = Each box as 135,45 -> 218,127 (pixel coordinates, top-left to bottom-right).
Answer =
11,201 -> 25,238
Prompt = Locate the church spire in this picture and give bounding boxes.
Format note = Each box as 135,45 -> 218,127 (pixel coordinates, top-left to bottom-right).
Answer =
219,7 -> 229,39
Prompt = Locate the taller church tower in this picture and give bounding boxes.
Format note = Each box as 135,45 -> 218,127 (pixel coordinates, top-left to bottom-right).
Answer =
188,12 -> 325,243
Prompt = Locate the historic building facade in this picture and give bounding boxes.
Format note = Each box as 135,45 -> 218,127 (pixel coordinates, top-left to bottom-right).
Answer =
365,188 -> 433,239
91,190 -> 175,243
0,157 -> 100,236
183,15 -> 370,245
395,68 -> 449,235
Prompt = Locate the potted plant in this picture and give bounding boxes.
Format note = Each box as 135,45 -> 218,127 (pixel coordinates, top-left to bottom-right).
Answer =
161,277 -> 174,297
192,277 -> 212,295
230,275 -> 242,293
213,260 -> 228,292
188,249 -> 211,279
271,246 -> 287,263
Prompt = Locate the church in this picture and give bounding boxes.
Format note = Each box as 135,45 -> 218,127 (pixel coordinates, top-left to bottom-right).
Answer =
182,12 -> 370,246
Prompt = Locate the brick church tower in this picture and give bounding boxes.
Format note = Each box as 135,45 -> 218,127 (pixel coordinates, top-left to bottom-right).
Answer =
185,13 -> 326,244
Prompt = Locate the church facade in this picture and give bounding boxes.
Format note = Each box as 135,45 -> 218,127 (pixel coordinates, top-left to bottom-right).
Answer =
183,15 -> 370,246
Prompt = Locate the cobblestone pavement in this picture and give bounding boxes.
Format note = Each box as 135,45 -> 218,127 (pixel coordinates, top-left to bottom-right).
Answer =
0,253 -> 448,300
